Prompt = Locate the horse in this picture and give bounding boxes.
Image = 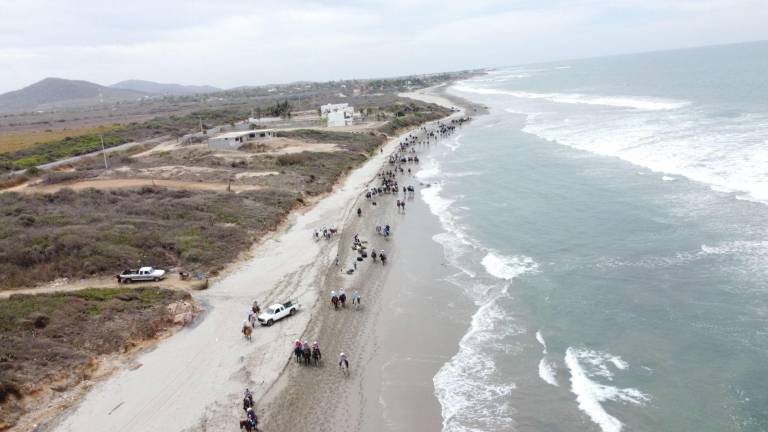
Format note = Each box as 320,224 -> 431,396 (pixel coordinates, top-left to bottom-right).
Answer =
331,295 -> 339,309
312,347 -> 322,366
239,416 -> 258,432
243,395 -> 254,413
242,325 -> 253,341
302,347 -> 312,365
380,253 -> 387,265
339,293 -> 347,308
294,345 -> 303,363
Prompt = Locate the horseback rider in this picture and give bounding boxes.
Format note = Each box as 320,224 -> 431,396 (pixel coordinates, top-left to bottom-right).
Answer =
357,207 -> 362,217
243,388 -> 254,412
302,340 -> 310,352
246,407 -> 257,424
339,352 -> 349,369
294,339 -> 302,350
251,301 -> 260,315
353,290 -> 361,307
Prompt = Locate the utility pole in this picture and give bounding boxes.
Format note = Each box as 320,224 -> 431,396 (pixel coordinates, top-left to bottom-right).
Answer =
100,134 -> 109,170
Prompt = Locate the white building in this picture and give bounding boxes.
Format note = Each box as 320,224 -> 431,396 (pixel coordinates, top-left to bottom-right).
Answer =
321,103 -> 356,126
208,129 -> 274,150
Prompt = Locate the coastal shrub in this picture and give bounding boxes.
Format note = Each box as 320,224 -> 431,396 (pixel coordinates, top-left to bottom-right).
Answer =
0,188 -> 299,288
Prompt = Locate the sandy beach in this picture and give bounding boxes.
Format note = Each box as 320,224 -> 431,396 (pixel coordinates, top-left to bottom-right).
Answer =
37,86 -> 467,432
257,86 -> 478,432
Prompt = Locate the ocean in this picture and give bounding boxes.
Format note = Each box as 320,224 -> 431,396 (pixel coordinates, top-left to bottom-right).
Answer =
420,41 -> 768,432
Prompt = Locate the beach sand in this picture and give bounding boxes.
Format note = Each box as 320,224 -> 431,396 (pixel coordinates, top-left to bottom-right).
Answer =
259,86 -> 478,432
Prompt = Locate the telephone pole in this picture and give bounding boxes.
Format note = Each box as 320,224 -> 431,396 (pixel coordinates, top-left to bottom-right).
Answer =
100,134 -> 109,170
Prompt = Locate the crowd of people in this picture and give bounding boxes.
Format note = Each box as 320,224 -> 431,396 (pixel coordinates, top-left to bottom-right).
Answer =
238,115 -> 469,430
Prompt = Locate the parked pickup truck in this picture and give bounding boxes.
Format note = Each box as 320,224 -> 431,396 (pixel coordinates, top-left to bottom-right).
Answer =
117,267 -> 166,283
257,301 -> 299,326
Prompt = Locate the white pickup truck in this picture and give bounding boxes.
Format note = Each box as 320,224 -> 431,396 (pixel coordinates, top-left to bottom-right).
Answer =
257,301 -> 299,326
117,266 -> 166,283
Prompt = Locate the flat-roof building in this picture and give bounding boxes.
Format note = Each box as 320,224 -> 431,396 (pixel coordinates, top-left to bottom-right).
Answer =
208,129 -> 274,150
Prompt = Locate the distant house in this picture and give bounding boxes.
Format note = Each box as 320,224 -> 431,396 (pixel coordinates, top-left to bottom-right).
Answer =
321,103 -> 356,127
208,129 -> 274,150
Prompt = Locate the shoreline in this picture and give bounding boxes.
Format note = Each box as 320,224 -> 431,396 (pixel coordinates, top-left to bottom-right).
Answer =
258,84 -> 480,432
37,86 -> 463,432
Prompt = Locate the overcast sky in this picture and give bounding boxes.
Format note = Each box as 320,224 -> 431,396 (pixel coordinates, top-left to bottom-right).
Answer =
1,0 -> 767,93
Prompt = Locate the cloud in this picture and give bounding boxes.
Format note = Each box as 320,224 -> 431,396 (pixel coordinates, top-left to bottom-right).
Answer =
0,0 -> 766,92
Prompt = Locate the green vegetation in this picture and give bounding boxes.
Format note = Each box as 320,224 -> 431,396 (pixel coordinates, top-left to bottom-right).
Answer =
254,100 -> 292,118
378,101 -> 452,135
8,131 -> 127,168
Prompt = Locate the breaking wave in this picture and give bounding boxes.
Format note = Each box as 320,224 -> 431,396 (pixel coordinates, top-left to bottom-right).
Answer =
419,153 -> 538,431
564,348 -> 650,432
453,85 -> 689,111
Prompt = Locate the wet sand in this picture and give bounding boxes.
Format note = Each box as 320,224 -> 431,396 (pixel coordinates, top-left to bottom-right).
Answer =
359,182 -> 476,432
260,86 -> 476,432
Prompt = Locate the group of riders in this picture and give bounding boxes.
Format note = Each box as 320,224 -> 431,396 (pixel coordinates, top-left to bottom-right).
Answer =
313,226 -> 338,241
237,118 -> 469,429
330,288 -> 361,309
239,389 -> 258,431
290,339 -> 348,372
293,339 -> 323,366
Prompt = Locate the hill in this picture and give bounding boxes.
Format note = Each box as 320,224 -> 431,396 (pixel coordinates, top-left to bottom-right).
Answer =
110,79 -> 220,96
0,78 -> 149,112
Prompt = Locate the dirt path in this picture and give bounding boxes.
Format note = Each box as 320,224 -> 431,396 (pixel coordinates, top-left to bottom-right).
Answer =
15,178 -> 262,194
0,276 -> 204,300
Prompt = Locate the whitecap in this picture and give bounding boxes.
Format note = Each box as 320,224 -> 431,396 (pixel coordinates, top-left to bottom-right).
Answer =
452,85 -> 689,111
564,347 -> 650,432
482,251 -> 538,280
535,330 -> 547,352
538,358 -> 559,387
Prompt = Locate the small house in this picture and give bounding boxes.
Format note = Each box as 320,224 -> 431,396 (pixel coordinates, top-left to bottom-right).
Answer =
208,129 -> 274,150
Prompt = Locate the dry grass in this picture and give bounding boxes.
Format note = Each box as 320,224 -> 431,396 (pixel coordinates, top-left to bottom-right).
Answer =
0,287 -> 191,430
0,188 -> 299,288
0,126 -> 121,155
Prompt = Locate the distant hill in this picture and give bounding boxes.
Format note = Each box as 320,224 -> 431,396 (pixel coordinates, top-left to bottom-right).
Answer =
110,80 -> 220,96
0,77 -> 149,112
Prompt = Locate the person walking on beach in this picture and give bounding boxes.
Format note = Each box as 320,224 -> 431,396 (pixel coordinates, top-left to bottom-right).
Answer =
335,255 -> 340,266
353,290 -> 361,308
339,352 -> 349,375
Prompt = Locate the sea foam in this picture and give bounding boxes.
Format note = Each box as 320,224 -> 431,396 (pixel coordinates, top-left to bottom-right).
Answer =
564,348 -> 649,432
419,156 -> 538,431
452,85 -> 689,111
536,330 -> 559,386
482,251 -> 538,280
539,358 -> 559,387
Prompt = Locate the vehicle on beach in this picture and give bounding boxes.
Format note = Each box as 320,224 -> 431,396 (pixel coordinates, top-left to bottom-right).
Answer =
117,266 -> 166,283
257,300 -> 299,326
